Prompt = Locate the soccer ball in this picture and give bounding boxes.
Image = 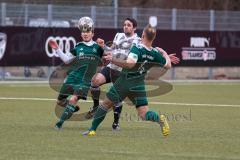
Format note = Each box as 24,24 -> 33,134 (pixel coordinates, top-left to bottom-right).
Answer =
78,16 -> 94,32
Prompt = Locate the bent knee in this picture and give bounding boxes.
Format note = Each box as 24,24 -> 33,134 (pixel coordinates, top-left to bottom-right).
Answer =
101,98 -> 114,109
137,106 -> 149,120
91,74 -> 106,86
57,99 -> 67,107
69,95 -> 78,105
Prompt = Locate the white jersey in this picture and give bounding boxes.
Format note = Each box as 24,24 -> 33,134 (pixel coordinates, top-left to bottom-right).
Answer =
107,33 -> 141,71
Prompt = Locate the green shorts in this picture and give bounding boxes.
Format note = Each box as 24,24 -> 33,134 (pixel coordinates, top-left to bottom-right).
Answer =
58,74 -> 90,100
106,75 -> 148,108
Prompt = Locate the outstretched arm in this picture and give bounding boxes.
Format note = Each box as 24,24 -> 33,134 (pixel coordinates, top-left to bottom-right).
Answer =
48,40 -> 75,64
103,52 -> 136,69
169,53 -> 180,64
156,47 -> 171,69
156,47 -> 180,67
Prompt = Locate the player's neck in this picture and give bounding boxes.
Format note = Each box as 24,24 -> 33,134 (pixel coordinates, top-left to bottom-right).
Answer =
83,40 -> 94,46
142,40 -> 152,49
125,32 -> 134,38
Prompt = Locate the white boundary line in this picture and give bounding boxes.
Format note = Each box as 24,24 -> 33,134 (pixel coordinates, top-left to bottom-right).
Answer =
0,79 -> 240,84
0,97 -> 239,108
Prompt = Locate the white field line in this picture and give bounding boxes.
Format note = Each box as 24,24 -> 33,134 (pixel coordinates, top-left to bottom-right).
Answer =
0,97 -> 239,108
0,80 -> 240,85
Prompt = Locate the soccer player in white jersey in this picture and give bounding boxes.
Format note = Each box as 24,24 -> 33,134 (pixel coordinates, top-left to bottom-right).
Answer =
87,18 -> 140,130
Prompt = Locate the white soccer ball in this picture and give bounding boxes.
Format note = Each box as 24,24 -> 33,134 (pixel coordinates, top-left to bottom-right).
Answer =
78,16 -> 94,32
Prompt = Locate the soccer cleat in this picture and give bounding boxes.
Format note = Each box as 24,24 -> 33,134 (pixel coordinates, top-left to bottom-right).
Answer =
85,106 -> 98,119
159,115 -> 170,136
81,130 -> 96,136
55,121 -> 63,130
112,123 -> 120,131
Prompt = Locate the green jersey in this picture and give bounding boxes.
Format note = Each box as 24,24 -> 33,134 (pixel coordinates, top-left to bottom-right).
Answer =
68,41 -> 103,85
106,43 -> 167,107
59,41 -> 103,99
122,44 -> 167,79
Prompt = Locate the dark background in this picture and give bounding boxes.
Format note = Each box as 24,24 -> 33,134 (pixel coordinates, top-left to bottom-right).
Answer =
0,26 -> 239,66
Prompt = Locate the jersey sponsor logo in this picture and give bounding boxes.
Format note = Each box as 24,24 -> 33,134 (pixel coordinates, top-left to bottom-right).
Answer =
79,52 -> 84,56
45,36 -> 76,57
181,37 -> 216,61
0,33 -> 7,60
92,48 -> 97,53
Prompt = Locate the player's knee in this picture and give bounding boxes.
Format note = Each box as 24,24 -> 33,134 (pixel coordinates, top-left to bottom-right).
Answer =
101,98 -> 114,109
69,95 -> 78,105
137,106 -> 148,120
91,74 -> 105,86
57,99 -> 67,107
91,78 -> 101,87
138,112 -> 146,120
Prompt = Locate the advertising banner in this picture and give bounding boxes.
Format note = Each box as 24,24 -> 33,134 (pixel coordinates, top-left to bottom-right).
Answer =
0,27 -> 239,66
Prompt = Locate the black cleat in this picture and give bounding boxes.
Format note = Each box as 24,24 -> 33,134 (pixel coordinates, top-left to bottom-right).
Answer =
55,121 -> 63,130
112,123 -> 120,131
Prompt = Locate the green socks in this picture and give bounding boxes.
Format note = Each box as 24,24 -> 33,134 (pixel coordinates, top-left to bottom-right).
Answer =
58,104 -> 77,125
145,110 -> 160,122
90,105 -> 108,131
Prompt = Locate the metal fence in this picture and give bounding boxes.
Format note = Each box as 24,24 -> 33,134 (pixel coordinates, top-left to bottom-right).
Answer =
1,2 -> 240,31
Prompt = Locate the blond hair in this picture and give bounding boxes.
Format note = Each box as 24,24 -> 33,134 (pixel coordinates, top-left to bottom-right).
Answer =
143,25 -> 156,41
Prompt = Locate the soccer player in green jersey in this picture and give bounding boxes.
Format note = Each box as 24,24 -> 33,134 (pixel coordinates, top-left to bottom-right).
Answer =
48,17 -> 104,129
82,24 -> 179,136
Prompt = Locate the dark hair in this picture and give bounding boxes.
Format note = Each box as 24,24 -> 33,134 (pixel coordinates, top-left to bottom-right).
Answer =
143,24 -> 156,41
124,18 -> 137,28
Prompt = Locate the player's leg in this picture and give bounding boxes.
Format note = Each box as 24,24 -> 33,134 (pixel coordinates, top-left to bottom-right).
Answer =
86,67 -> 111,118
82,79 -> 124,136
137,106 -> 170,136
109,69 -> 123,130
57,82 -> 79,112
136,105 -> 169,136
55,84 -> 88,129
129,83 -> 169,136
82,97 -> 114,136
112,102 -> 122,130
55,94 -> 79,129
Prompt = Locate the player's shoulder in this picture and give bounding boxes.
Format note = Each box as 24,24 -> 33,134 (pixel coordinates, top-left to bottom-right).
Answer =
134,43 -> 144,49
114,32 -> 125,40
92,41 -> 104,53
115,32 -> 125,37
132,33 -> 140,39
152,47 -> 160,53
75,42 -> 83,47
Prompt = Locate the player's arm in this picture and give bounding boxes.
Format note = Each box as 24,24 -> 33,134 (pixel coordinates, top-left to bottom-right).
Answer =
104,45 -> 139,69
155,47 -> 172,69
103,52 -> 136,69
48,40 -> 75,64
156,47 -> 180,65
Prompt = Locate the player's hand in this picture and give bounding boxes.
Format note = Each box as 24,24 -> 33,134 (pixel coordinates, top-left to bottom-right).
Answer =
103,52 -> 113,62
169,53 -> 180,64
96,38 -> 105,48
48,40 -> 59,50
156,47 -> 180,65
